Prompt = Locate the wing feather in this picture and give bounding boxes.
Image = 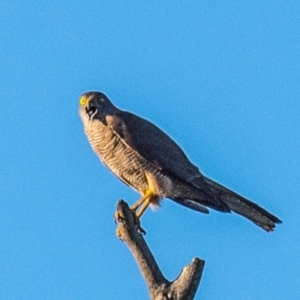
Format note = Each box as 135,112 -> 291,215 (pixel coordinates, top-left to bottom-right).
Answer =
110,111 -> 207,189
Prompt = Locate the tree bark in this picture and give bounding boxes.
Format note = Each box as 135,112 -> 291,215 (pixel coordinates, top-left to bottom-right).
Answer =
115,200 -> 205,300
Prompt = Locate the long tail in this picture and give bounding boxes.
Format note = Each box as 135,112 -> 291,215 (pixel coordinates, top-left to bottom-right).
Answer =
203,176 -> 282,232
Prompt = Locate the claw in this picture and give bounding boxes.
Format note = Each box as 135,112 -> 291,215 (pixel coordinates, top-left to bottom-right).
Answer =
129,209 -> 147,235
116,227 -> 122,238
114,211 -> 124,239
115,192 -> 154,237
114,210 -> 123,223
137,225 -> 146,235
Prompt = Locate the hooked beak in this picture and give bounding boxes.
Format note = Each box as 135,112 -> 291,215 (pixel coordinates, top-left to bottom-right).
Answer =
80,95 -> 98,120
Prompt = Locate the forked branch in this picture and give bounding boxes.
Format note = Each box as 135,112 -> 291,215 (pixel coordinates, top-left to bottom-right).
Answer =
115,200 -> 205,300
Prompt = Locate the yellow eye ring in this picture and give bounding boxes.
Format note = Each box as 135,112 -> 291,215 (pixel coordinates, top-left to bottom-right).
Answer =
80,96 -> 87,106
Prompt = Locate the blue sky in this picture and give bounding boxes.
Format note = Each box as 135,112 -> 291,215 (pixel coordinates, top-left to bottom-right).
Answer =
1,2 -> 299,299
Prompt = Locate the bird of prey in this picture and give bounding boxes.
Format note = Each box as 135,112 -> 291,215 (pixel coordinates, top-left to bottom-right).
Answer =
79,91 -> 281,232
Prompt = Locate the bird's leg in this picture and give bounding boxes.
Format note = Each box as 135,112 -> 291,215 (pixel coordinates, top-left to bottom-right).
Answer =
128,190 -> 155,234
135,196 -> 154,219
130,189 -> 153,212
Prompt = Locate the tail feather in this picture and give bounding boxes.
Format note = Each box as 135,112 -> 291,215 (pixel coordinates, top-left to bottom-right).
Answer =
172,198 -> 210,214
203,176 -> 282,232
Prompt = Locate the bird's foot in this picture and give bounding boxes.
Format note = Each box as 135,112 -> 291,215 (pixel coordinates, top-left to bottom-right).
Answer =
136,223 -> 147,235
114,209 -> 146,238
116,227 -> 122,238
114,211 -> 123,238
130,209 -> 146,235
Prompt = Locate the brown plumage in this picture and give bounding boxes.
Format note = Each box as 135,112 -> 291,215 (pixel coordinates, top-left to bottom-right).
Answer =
79,91 -> 282,231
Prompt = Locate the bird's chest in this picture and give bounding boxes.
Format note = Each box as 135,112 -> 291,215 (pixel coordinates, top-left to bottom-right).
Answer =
85,120 -> 153,192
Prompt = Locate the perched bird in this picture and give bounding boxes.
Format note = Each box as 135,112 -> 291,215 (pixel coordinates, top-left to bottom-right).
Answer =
79,91 -> 281,232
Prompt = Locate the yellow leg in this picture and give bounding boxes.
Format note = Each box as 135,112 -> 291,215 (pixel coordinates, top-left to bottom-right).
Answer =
130,189 -> 153,212
134,197 -> 154,235
136,196 -> 152,219
130,190 -> 159,234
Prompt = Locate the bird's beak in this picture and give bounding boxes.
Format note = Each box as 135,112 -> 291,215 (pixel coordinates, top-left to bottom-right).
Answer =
79,95 -> 98,120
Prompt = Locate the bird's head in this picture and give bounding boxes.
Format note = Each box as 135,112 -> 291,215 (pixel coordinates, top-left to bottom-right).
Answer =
79,91 -> 117,123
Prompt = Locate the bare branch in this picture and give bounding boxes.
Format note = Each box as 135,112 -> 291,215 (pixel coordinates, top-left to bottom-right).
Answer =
115,200 -> 205,300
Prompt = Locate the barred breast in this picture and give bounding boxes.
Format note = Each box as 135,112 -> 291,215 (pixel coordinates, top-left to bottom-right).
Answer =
82,116 -> 212,203
84,118 -> 169,196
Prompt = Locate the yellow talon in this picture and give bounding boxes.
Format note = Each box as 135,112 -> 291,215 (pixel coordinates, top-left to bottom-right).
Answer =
116,227 -> 121,238
114,210 -> 122,222
115,189 -> 158,236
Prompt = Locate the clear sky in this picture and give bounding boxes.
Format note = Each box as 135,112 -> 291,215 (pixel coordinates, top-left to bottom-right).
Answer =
1,2 -> 299,299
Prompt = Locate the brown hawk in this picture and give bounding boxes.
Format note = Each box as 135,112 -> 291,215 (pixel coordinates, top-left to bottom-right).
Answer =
79,91 -> 281,232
